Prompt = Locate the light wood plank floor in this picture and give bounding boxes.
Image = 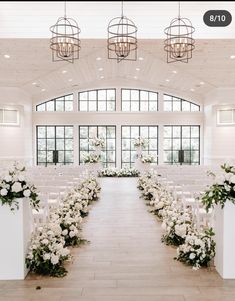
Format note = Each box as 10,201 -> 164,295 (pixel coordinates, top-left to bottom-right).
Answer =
1,178 -> 235,301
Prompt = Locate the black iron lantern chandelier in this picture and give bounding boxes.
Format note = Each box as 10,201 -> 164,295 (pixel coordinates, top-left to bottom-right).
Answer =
50,1 -> 81,63
107,1 -> 137,62
164,2 -> 195,63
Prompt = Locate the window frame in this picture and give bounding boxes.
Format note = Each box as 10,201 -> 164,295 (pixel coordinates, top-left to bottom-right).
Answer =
78,125 -> 117,167
163,125 -> 200,165
121,88 -> 158,112
121,125 -> 159,168
163,94 -> 200,112
78,89 -> 116,112
36,94 -> 74,112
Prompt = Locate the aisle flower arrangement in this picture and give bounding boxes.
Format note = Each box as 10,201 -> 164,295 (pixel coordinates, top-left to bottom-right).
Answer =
83,153 -> 101,163
26,224 -> 70,277
133,137 -> 148,148
137,172 -> 216,269
175,228 -> 216,270
26,175 -> 101,277
0,163 -> 40,210
201,164 -> 235,211
99,168 -> 140,177
90,137 -> 105,148
140,154 -> 155,163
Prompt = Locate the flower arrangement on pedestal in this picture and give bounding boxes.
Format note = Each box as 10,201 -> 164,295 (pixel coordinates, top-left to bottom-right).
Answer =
0,163 -> 40,210
98,168 -> 140,177
201,164 -> 235,211
83,153 -> 101,164
133,137 -> 148,148
140,154 -> 155,163
90,137 -> 105,148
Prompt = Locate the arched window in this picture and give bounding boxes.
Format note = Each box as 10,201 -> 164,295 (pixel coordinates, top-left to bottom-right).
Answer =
163,94 -> 200,112
78,89 -> 116,111
36,94 -> 73,112
121,89 -> 158,112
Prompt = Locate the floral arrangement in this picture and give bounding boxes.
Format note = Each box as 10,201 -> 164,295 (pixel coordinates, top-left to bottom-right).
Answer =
201,164 -> 235,211
83,153 -> 101,163
175,228 -> 216,270
26,223 -> 71,277
26,175 -> 101,277
0,163 -> 40,210
90,137 -> 105,148
161,206 -> 192,246
50,199 -> 84,247
133,137 -> 148,148
137,172 -> 216,269
99,168 -> 140,177
140,154 -> 154,163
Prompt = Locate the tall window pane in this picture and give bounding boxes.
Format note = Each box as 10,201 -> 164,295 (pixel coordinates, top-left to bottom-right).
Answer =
163,125 -> 200,165
36,126 -> 74,166
121,126 -> 158,168
79,126 -> 116,167
36,94 -> 73,112
163,94 -> 200,112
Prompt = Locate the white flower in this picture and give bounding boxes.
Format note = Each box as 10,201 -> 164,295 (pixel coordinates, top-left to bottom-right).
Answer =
43,253 -> 51,260
69,231 -> 75,238
62,229 -> 68,236
4,175 -> 12,182
51,254 -> 59,265
42,239 -> 49,245
23,189 -> 31,197
11,182 -> 22,193
189,253 -> 196,260
0,188 -> 8,196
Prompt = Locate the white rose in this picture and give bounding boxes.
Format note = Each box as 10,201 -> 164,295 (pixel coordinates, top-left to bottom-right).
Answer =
42,239 -> 49,245
4,175 -> 12,182
51,254 -> 59,265
43,253 -> 51,260
69,231 -> 75,238
189,253 -> 196,260
11,182 -> 22,193
0,188 -> 8,196
23,189 -> 31,197
62,229 -> 68,236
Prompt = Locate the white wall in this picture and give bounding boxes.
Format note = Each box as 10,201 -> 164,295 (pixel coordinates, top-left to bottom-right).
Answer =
0,87 -> 33,165
204,88 -> 235,165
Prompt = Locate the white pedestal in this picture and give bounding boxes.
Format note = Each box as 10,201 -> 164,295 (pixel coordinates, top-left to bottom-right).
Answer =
215,202 -> 235,279
0,199 -> 32,280
135,159 -> 150,173
86,162 -> 101,176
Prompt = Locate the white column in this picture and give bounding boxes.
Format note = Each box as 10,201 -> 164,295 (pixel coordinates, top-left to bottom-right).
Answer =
215,202 -> 235,279
0,199 -> 32,280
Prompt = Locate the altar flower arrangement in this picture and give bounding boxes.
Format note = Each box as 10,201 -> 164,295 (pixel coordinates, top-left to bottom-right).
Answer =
99,168 -> 139,177
83,153 -> 101,163
201,164 -> 235,211
0,164 -> 40,210
133,137 -> 148,148
26,223 -> 71,277
175,228 -> 216,270
140,154 -> 155,163
50,199 -> 84,247
90,137 -> 105,148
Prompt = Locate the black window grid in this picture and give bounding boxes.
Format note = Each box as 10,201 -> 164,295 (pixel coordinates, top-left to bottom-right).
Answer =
121,89 -> 158,112
78,89 -> 116,112
36,125 -> 74,166
163,94 -> 200,112
36,94 -> 73,112
121,125 -> 159,168
163,125 -> 200,165
79,125 -> 116,168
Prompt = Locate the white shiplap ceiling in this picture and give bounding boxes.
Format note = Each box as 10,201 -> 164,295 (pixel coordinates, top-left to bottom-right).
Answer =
0,2 -> 235,102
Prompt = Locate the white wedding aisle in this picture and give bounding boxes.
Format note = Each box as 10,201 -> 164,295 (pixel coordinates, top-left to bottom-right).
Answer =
1,178 -> 235,301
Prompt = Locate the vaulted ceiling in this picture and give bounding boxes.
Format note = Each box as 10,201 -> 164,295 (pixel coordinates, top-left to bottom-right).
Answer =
0,2 -> 235,103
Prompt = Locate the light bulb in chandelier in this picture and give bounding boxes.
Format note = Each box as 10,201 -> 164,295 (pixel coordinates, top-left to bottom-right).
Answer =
170,38 -> 188,59
114,37 -> 131,58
